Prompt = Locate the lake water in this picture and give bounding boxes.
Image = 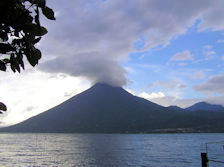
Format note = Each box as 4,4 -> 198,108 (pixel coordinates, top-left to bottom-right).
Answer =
0,133 -> 224,167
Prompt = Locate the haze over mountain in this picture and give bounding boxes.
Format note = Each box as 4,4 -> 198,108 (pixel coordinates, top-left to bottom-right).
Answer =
168,105 -> 185,111
185,102 -> 224,112
1,83 -> 224,133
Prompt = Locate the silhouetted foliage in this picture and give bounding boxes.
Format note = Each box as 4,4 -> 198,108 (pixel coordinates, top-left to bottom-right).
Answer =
0,0 -> 55,114
0,0 -> 55,73
0,102 -> 7,114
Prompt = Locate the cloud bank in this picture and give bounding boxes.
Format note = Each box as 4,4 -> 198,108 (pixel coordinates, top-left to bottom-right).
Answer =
39,0 -> 224,86
2,0 -> 224,126
170,50 -> 193,61
194,74 -> 224,94
40,52 -> 127,86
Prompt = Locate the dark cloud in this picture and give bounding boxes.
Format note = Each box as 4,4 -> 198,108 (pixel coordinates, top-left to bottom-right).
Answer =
40,52 -> 127,86
194,74 -> 224,94
39,0 -> 224,86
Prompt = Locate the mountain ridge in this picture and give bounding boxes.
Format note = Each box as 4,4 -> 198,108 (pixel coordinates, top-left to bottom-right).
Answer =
185,101 -> 224,112
1,83 -> 224,133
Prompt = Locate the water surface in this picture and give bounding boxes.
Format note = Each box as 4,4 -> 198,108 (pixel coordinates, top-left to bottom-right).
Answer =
0,133 -> 223,167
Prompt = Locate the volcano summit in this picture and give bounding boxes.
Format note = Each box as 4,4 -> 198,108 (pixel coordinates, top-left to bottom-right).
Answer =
1,83 -> 224,133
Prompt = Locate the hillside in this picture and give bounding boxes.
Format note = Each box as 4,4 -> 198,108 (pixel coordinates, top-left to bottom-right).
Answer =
0,83 -> 224,133
185,102 -> 224,112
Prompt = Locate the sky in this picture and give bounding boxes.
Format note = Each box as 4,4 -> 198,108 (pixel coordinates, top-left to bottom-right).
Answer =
1,0 -> 224,126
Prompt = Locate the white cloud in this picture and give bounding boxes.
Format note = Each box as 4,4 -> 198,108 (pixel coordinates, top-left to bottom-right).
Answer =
149,95 -> 224,108
0,71 -> 89,126
138,91 -> 165,100
122,88 -> 224,108
222,56 -> 224,60
202,45 -> 216,60
149,96 -> 199,108
194,74 -> 224,94
170,50 -> 193,61
178,63 -> 188,66
152,80 -> 186,89
125,89 -> 135,95
203,45 -> 213,49
40,0 -> 224,85
206,96 -> 224,107
192,71 -> 205,80
217,39 -> 224,43
204,50 -> 216,56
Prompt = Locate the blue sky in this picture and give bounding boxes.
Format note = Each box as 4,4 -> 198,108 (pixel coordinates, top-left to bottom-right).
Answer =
126,21 -> 224,100
0,0 -> 224,126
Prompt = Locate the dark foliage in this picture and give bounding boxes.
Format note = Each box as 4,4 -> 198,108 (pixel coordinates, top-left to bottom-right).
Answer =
0,0 -> 55,114
0,102 -> 7,114
0,0 -> 55,73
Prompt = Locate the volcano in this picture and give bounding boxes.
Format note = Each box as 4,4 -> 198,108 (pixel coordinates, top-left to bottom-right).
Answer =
185,101 -> 224,112
1,83 -> 224,133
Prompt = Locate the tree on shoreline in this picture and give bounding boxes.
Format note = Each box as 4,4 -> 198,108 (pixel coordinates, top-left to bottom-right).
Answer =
0,102 -> 7,114
0,0 -> 55,113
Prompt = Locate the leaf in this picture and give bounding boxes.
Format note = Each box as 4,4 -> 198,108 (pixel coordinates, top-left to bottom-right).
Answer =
12,38 -> 23,45
23,23 -> 48,36
26,48 -> 41,67
10,62 -> 16,72
25,53 -> 35,67
0,102 -> 7,111
27,15 -> 34,24
2,58 -> 10,63
26,56 -> 36,67
0,43 -> 13,54
39,26 -> 48,36
17,53 -> 25,70
33,48 -> 42,60
24,47 -> 36,67
10,54 -> 20,72
0,32 -> 8,42
15,63 -> 21,72
14,30 -> 19,37
37,0 -> 46,7
0,60 -> 6,71
0,103 -> 6,111
29,0 -> 46,7
33,37 -> 41,44
23,23 -> 38,34
42,6 -> 56,20
27,0 -> 34,3
35,14 -> 40,27
27,34 -> 35,42
35,7 -> 40,27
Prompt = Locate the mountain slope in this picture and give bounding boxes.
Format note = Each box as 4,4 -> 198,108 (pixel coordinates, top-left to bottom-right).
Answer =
1,83 -> 224,133
185,102 -> 224,112
168,105 -> 185,112
0,83 -> 172,133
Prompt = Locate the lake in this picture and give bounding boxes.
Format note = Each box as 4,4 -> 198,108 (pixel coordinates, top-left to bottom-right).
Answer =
0,133 -> 223,167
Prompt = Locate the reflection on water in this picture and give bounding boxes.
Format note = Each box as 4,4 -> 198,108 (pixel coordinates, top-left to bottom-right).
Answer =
0,133 -> 223,167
